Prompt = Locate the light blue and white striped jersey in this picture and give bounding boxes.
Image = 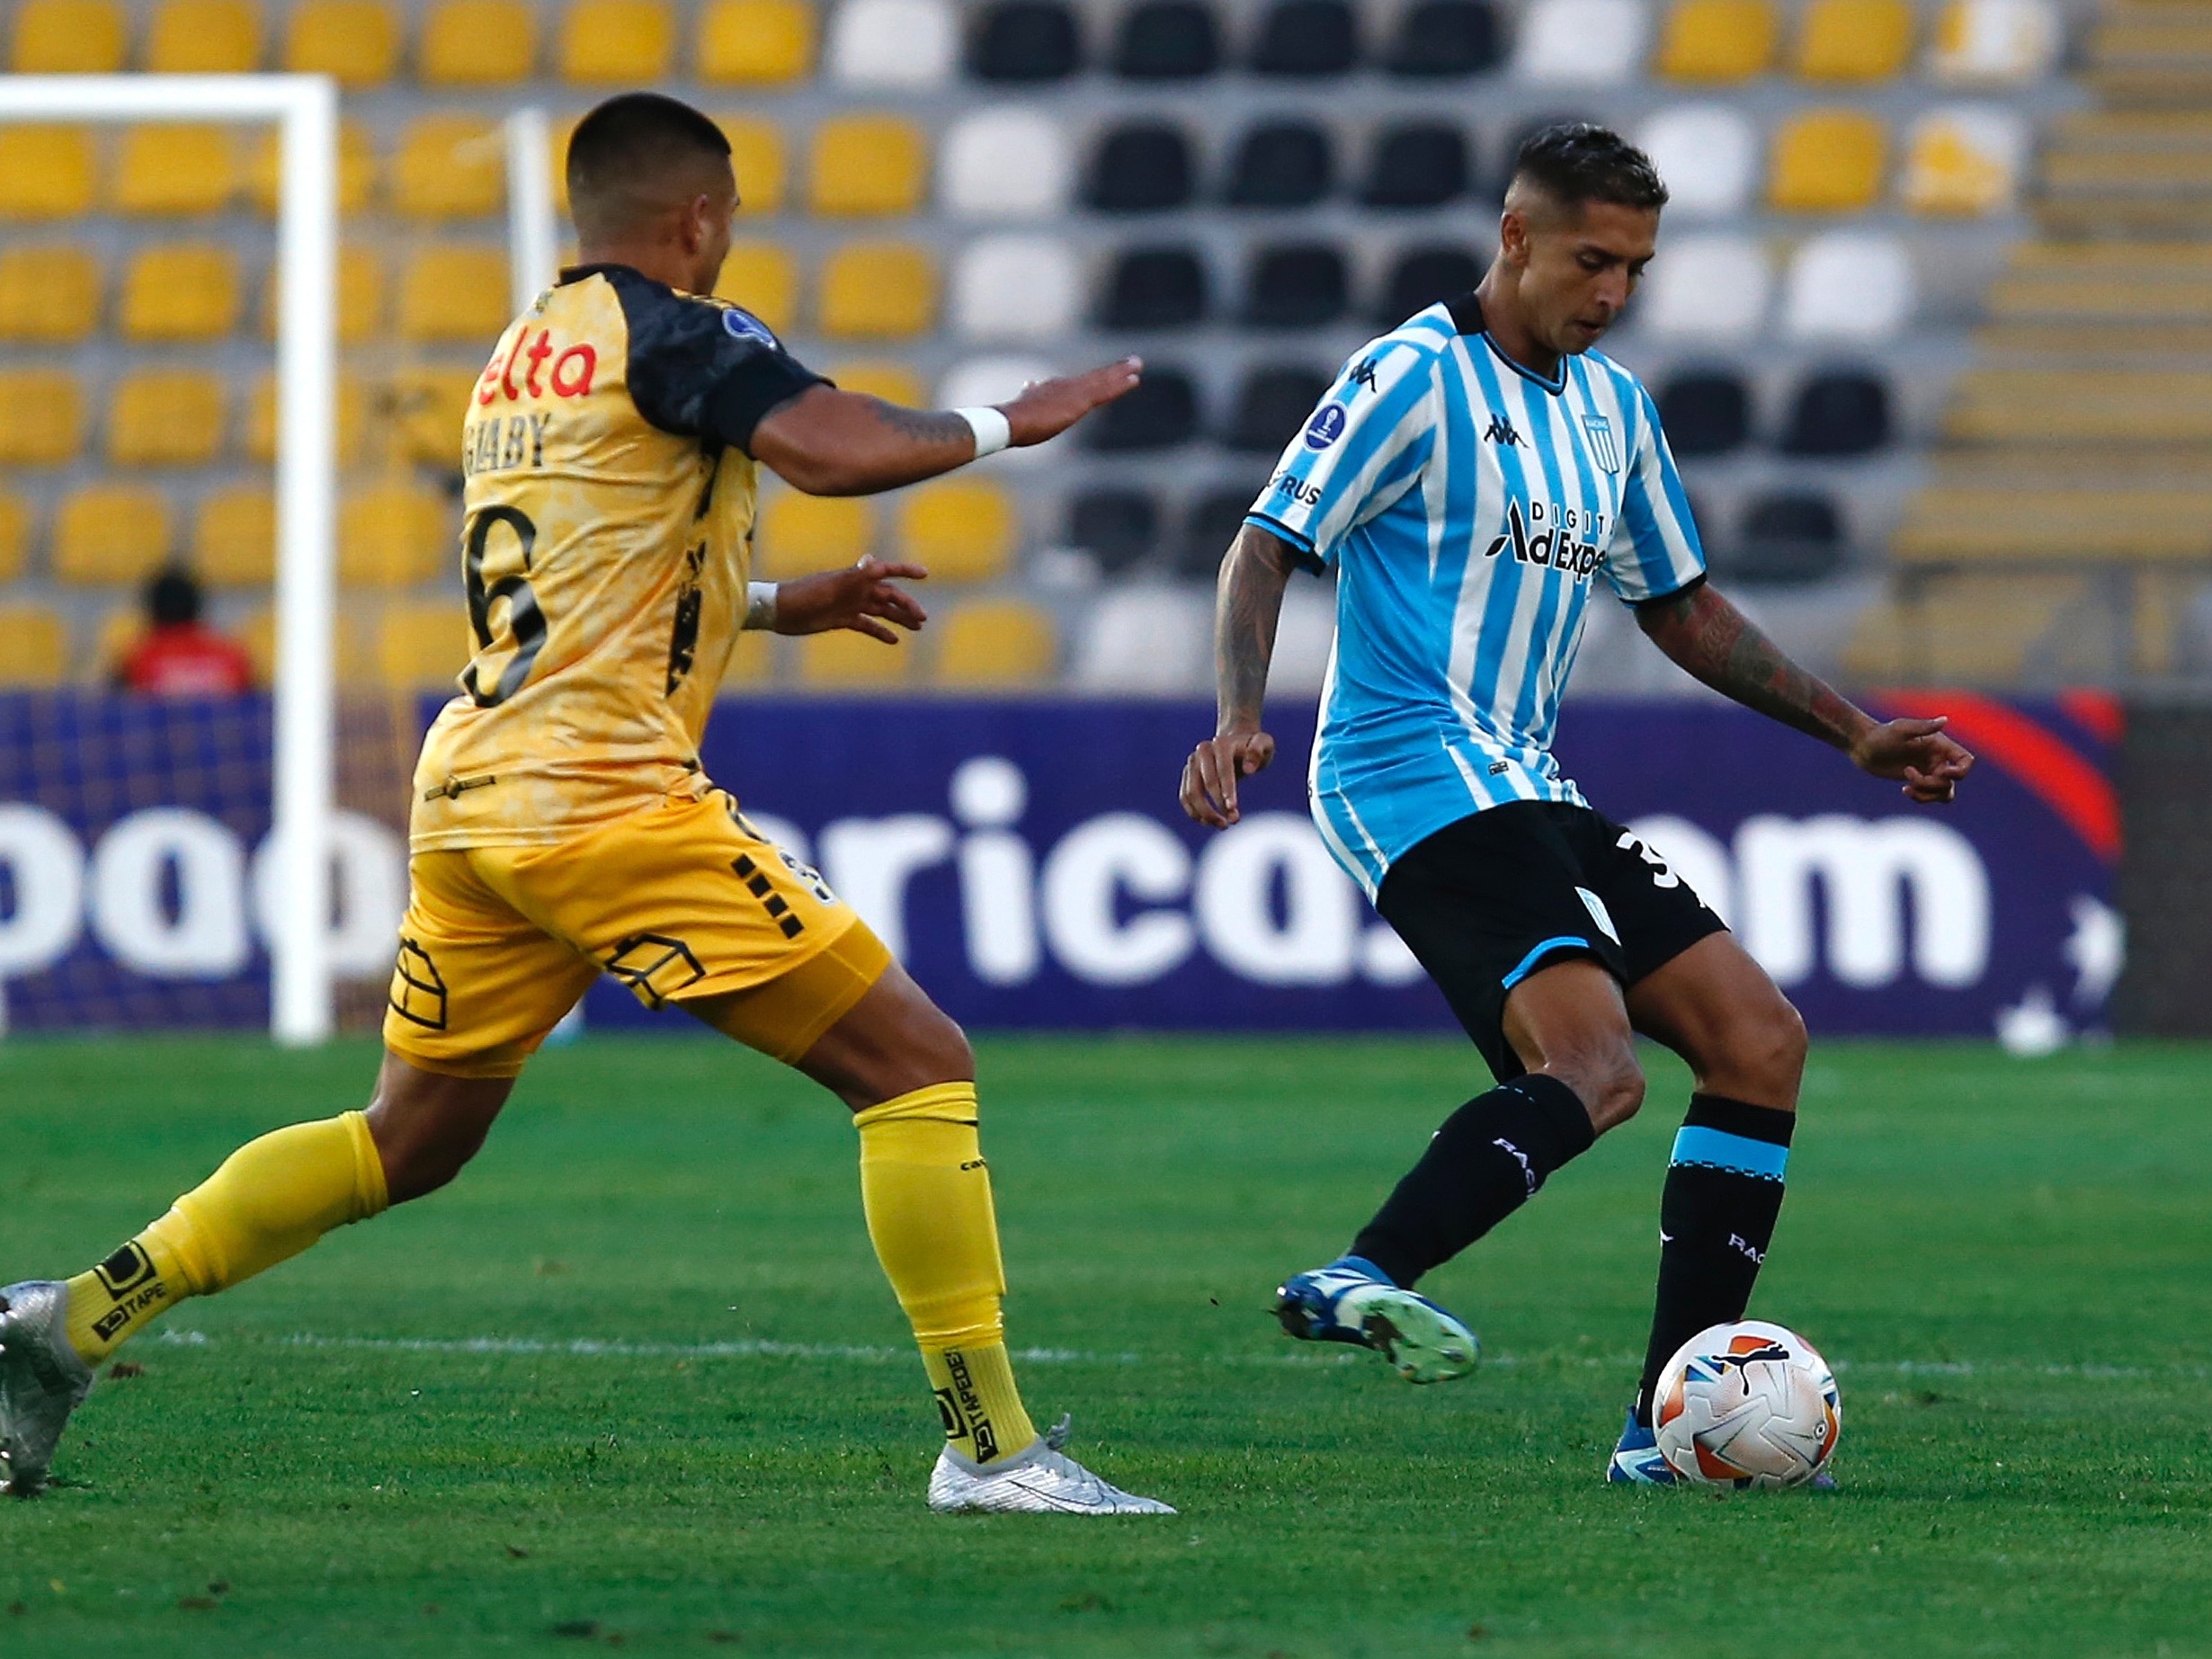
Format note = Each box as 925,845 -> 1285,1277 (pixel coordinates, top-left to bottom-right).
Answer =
1245,295 -> 1706,899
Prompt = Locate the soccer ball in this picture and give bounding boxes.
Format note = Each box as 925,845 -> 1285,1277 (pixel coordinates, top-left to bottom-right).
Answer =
1653,1320 -> 1841,1489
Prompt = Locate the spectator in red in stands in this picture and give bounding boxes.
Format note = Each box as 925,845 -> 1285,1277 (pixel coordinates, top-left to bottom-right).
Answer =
113,569 -> 254,696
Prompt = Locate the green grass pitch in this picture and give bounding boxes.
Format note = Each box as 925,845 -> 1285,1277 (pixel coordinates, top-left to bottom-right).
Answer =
0,1034 -> 2208,1656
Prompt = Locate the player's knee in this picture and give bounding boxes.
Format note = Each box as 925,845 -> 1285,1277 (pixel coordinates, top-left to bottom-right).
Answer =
1723,995 -> 1807,1104
1550,1044 -> 1645,1134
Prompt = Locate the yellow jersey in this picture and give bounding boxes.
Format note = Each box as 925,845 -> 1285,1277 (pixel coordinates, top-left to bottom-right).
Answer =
409,263 -> 822,852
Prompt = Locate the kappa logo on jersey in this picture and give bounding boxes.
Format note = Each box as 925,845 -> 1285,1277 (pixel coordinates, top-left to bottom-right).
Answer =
1483,413 -> 1524,448
1304,404 -> 1349,450
1582,413 -> 1621,473
1350,355 -> 1381,395
720,307 -> 780,348
1482,498 -> 1606,579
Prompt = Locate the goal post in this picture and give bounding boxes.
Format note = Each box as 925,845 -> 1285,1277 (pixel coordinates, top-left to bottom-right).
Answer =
0,75 -> 339,1045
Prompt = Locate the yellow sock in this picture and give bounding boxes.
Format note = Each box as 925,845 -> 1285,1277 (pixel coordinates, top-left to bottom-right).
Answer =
855,1082 -> 1038,1463
65,1111 -> 388,1366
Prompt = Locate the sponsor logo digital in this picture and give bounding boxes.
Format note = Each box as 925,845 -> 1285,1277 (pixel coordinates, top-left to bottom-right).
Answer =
1482,498 -> 1605,579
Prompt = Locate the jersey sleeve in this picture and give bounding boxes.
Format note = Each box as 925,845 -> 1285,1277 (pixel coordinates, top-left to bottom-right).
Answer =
1244,336 -> 1441,573
1604,380 -> 1708,603
613,274 -> 825,455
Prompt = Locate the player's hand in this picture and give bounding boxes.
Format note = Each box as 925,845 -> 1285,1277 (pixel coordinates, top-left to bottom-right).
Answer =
772,556 -> 928,643
1181,728 -> 1277,828
1851,715 -> 1976,804
1001,358 -> 1144,448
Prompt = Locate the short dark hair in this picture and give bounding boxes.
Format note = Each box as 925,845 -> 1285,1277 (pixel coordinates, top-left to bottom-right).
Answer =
1512,122 -> 1669,213
566,93 -> 733,237
147,567 -> 201,627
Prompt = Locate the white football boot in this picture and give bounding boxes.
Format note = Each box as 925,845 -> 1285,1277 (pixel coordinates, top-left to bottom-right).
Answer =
0,1280 -> 95,1495
927,1416 -> 1174,1515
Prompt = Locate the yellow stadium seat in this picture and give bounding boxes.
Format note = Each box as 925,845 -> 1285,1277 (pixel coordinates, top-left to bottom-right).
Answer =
825,360 -> 924,406
396,245 -> 510,343
146,0 -> 263,70
1657,0 -> 1777,80
246,120 -> 376,215
92,605 -> 142,682
724,627 -> 774,685
0,128 -> 96,219
817,242 -> 936,339
246,371 -> 366,467
0,606 -> 68,688
935,601 -> 1055,687
120,244 -> 242,341
192,488 -> 275,585
0,495 -> 28,583
1901,109 -> 2020,216
55,486 -> 173,586
1768,110 -> 1887,212
559,0 -> 673,82
754,491 -> 873,579
798,629 -> 909,689
392,116 -> 504,220
376,602 -> 471,690
11,0 -> 125,70
284,0 -> 400,85
1795,0 -> 1912,80
700,0 -> 813,84
107,370 -> 227,467
0,370 -> 84,466
713,242 -> 799,334
808,115 -> 927,217
718,115 -> 787,217
341,485 -> 448,588
386,368 -> 477,467
895,479 -> 1015,584
420,0 -> 535,82
335,244 -> 385,343
547,118 -> 581,213
0,245 -> 101,343
112,124 -> 238,216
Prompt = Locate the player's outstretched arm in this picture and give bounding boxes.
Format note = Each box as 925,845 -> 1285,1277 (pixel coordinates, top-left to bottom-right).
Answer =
1181,524 -> 1298,828
1636,579 -> 1976,804
750,358 -> 1143,497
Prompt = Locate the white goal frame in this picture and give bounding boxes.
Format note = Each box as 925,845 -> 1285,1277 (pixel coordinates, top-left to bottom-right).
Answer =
0,76 -> 339,1045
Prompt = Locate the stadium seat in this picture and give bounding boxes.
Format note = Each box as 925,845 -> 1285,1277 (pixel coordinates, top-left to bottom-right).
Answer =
950,234 -> 1080,342
896,479 -> 1016,584
1114,0 -> 1217,76
714,242 -> 799,333
1657,0 -> 1775,81
0,245 -> 101,343
1084,369 -> 1198,450
1085,122 -> 1196,212
941,108 -> 1073,220
1379,245 -> 1482,323
1385,0 -> 1502,76
1655,369 -> 1751,455
261,243 -> 384,344
1068,487 -> 1160,574
1226,364 -> 1331,453
935,601 -> 1056,686
1512,0 -> 1649,83
11,0 -> 125,70
374,602 -> 471,691
1362,123 -> 1469,209
341,485 -> 446,588
1072,583 -> 1209,691
798,628 -> 911,688
55,486 -> 173,585
808,115 -> 928,218
146,0 -> 263,70
1900,106 -> 2025,216
419,0 -> 537,84
120,245 -> 241,341
826,0 -> 957,86
754,491 -> 874,580
397,245 -> 509,343
112,124 -> 237,216
1769,110 -> 1887,212
1226,121 -> 1334,210
246,120 -> 376,216
1175,489 -> 1255,579
935,354 -> 1053,437
826,360 -> 923,406
247,372 -> 366,467
393,116 -> 504,220
719,116 -> 787,216
559,0 -> 673,82
387,368 -> 477,468
0,370 -> 82,466
819,243 -> 937,338
0,495 -> 27,584
1246,243 -> 1349,328
1733,491 -> 1845,584
1637,103 -> 1758,218
699,0 -> 814,83
283,0 -> 400,85
1927,0 -> 2056,84
1637,232 -> 1770,340
1779,368 -> 1890,455
0,606 -> 67,687
968,0 -> 1081,80
0,128 -> 96,219
192,487 -> 276,586
108,370 -> 226,468
1842,573 -> 2080,683
1781,231 -> 1914,340
1251,0 -> 1358,75
1794,0 -> 1912,80
1099,245 -> 1207,328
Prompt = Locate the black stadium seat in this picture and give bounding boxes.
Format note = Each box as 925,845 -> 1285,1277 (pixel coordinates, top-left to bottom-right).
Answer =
1246,243 -> 1349,328
1099,245 -> 1209,328
1113,0 -> 1220,77
1226,120 -> 1334,208
1226,364 -> 1333,452
1084,368 -> 1200,451
1657,369 -> 1752,457
1779,369 -> 1890,456
1378,244 -> 1482,323
1068,487 -> 1161,574
1362,122 -> 1469,209
1734,491 -> 1845,584
968,1 -> 1083,80
1177,487 -> 1263,578
1250,0 -> 1358,75
1085,122 -> 1196,212
1386,0 -> 1503,76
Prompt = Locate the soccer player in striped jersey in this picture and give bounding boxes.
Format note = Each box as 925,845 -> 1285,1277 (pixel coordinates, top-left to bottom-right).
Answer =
1178,124 -> 1976,1484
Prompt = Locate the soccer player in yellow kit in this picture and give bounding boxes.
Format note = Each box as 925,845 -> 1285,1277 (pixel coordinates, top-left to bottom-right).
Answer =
0,93 -> 1171,1517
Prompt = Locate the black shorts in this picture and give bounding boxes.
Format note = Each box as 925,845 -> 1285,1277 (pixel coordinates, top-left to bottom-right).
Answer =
1375,801 -> 1727,1084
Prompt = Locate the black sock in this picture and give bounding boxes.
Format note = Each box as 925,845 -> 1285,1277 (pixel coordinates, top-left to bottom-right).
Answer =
1633,1093 -> 1795,1426
1349,1074 -> 1596,1289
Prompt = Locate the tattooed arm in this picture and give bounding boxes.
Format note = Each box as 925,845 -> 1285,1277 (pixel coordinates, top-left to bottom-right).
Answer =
1180,524 -> 1299,827
1637,578 -> 1976,804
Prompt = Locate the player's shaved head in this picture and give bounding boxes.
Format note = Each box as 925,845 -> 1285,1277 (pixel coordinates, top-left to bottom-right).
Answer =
1504,123 -> 1669,226
566,92 -> 736,246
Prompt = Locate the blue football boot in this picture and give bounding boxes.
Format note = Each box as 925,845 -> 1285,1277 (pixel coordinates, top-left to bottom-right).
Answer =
1606,1409 -> 1678,1485
1272,1256 -> 1478,1384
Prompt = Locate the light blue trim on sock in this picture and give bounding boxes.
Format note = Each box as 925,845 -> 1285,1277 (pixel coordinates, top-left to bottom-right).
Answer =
1669,1125 -> 1788,1181
1500,935 -> 1592,991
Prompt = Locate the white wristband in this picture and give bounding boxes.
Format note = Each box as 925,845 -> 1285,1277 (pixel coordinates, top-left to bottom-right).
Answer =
955,405 -> 1012,458
744,580 -> 779,630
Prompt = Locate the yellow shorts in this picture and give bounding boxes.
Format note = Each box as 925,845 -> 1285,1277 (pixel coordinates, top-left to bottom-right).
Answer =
383,790 -> 891,1079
